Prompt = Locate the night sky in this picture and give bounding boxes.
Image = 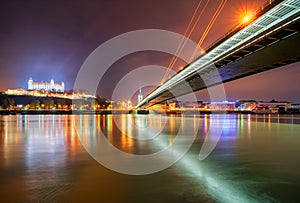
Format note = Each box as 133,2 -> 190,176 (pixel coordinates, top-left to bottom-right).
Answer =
0,0 -> 299,102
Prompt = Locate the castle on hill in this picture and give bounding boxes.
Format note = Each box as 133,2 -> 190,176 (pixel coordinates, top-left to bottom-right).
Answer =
28,78 -> 65,92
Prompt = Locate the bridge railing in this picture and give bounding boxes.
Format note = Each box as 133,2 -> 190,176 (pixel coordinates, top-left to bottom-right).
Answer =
203,0 -> 279,54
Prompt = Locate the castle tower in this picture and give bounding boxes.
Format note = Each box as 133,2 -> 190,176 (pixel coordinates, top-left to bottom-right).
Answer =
28,78 -> 33,90
138,87 -> 143,104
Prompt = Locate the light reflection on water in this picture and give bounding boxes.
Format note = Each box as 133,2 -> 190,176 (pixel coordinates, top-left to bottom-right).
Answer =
0,114 -> 300,202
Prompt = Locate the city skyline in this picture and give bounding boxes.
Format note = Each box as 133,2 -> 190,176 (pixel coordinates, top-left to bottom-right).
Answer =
1,1 -> 300,202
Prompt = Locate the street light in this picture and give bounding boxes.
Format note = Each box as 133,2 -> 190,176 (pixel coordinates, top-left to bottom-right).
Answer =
241,12 -> 254,24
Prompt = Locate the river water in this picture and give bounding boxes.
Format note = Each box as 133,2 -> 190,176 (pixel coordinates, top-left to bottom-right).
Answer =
0,114 -> 299,202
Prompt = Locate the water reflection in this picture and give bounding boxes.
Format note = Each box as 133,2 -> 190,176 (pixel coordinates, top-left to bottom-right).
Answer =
0,114 -> 299,202
0,115 -> 84,201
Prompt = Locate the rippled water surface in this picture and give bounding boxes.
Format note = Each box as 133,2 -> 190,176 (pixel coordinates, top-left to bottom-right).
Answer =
0,114 -> 300,202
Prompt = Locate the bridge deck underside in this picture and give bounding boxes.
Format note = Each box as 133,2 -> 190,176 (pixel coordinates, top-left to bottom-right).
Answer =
147,20 -> 300,107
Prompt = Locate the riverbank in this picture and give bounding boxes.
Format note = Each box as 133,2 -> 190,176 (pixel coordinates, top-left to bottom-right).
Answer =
0,110 -> 127,115
1,109 -> 300,115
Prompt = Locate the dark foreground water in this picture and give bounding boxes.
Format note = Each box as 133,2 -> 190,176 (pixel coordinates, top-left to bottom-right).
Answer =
0,114 -> 300,203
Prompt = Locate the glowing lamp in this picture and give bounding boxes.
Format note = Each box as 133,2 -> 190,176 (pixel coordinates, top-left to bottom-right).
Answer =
242,12 -> 254,24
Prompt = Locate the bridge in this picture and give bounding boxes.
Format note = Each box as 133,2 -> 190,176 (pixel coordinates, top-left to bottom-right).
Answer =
136,0 -> 300,108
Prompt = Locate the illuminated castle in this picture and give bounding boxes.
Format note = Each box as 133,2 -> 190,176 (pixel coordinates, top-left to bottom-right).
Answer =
28,78 -> 65,92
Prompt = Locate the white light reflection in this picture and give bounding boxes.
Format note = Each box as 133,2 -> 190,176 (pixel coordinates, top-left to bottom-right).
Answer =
177,155 -> 270,203
143,114 -> 268,202
175,114 -> 273,203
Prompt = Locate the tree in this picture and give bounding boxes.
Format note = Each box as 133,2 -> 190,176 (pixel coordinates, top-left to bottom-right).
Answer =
96,96 -> 110,109
30,100 -> 40,109
2,98 -> 15,109
2,99 -> 9,109
57,99 -> 66,109
43,98 -> 54,109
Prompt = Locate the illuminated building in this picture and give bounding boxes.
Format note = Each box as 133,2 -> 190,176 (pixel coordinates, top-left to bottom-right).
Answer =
4,88 -> 95,100
236,100 -> 258,111
291,104 -> 300,110
28,77 -> 64,92
209,101 -> 236,111
6,88 -> 29,96
258,100 -> 291,112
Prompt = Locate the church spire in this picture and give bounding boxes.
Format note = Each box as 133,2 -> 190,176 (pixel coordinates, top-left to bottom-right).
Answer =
138,87 -> 143,104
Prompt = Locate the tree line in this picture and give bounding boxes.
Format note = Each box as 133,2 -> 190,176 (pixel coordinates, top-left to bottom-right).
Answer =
0,95 -> 111,110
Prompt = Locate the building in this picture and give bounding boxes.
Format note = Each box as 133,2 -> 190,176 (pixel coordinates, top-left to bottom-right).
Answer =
236,100 -> 258,111
6,88 -> 29,96
258,100 -> 291,112
209,101 -> 236,111
291,104 -> 300,110
28,78 -> 64,92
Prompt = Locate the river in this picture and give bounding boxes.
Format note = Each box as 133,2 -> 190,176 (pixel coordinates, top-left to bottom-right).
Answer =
0,114 -> 299,202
